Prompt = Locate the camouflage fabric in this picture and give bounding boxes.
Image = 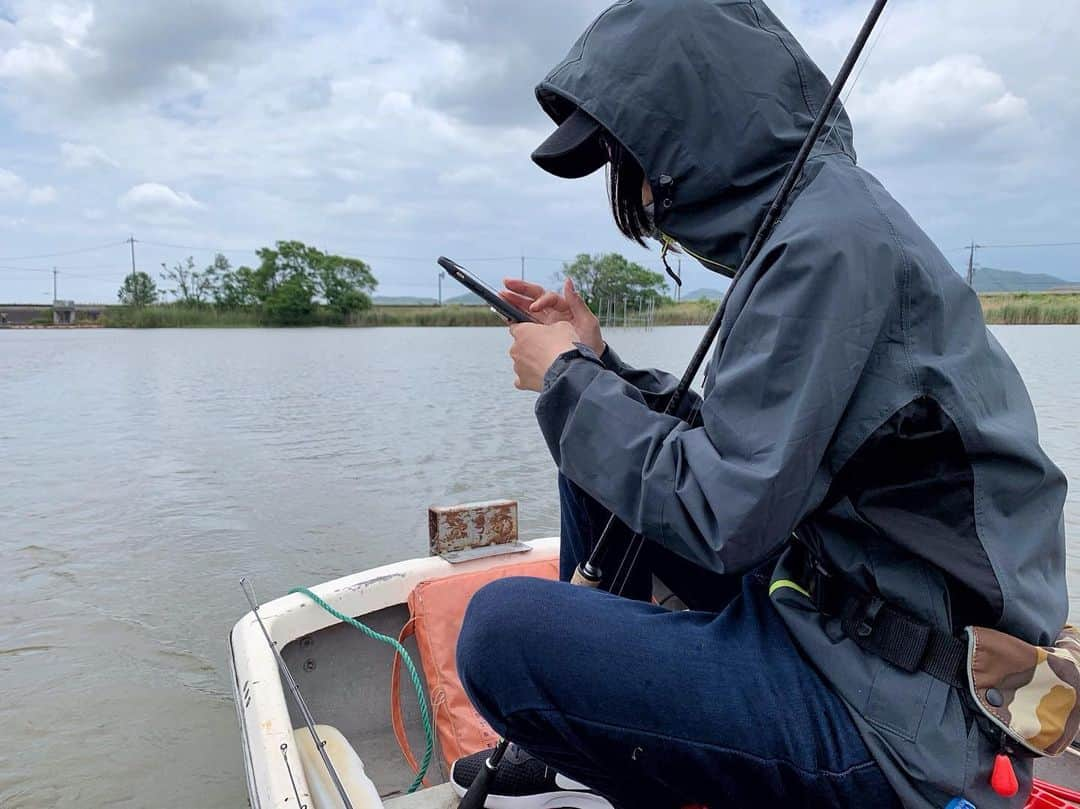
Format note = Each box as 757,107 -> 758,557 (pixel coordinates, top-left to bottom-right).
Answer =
967,624 -> 1080,756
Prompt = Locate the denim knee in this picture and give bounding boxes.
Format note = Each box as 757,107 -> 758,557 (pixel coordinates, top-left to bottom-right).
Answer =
456,576 -> 552,726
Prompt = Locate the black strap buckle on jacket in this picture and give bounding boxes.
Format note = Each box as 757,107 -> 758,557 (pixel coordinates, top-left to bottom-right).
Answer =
792,536 -> 966,688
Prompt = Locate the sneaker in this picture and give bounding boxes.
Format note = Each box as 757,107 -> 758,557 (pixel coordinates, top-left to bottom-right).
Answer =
450,744 -> 613,809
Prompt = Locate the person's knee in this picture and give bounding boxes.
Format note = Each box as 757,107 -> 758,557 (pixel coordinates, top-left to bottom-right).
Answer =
456,576 -> 554,722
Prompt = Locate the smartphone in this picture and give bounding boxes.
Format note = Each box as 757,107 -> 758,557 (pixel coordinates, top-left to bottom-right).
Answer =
437,256 -> 537,324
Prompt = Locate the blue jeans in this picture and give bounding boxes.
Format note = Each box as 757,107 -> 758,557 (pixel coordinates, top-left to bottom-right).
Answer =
457,475 -> 899,809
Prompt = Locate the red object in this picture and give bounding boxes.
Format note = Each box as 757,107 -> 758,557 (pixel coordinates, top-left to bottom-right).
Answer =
1028,784 -> 1079,808
993,754 -> 1020,797
1029,778 -> 1080,807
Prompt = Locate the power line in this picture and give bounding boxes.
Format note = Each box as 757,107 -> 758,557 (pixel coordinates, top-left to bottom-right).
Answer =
0,265 -> 125,282
944,240 -> 1080,253
0,240 -> 128,262
135,239 -> 256,254
977,240 -> 1080,250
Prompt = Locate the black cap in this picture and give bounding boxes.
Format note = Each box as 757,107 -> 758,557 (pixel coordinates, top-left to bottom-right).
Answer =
531,108 -> 607,179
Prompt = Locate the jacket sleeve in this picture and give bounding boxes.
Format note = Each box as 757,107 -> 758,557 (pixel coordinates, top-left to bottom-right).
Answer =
598,343 -> 702,420
534,237 -> 893,573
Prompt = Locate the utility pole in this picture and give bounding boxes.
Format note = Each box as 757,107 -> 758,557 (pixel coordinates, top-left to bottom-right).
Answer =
438,270 -> 444,306
127,235 -> 137,277
520,255 -> 525,281
966,241 -> 977,287
53,267 -> 57,302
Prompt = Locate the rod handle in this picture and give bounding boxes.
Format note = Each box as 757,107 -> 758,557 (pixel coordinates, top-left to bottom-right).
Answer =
571,565 -> 602,588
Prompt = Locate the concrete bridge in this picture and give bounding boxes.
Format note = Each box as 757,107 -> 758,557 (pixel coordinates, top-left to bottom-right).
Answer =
0,302 -> 105,327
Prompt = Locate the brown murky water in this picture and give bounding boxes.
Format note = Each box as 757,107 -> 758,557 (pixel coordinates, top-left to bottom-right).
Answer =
1,325 -> 1077,807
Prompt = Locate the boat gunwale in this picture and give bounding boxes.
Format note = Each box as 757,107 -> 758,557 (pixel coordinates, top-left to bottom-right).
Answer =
228,537 -> 560,808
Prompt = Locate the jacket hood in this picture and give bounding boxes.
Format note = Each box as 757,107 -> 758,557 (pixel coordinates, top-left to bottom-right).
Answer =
536,0 -> 855,274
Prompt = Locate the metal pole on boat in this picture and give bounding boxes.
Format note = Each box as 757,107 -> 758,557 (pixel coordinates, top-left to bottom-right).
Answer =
240,578 -> 356,809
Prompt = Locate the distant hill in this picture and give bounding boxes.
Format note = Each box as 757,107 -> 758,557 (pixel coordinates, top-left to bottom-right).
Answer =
676,269 -> 1080,298
682,287 -> 725,301
373,295 -> 437,306
973,267 -> 1080,293
444,291 -> 485,306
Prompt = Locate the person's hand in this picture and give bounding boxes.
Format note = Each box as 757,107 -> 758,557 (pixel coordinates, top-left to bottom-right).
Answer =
500,277 -> 604,356
508,320 -> 579,391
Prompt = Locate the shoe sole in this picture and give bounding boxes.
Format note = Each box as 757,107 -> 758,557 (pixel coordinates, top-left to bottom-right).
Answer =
449,778 -> 613,809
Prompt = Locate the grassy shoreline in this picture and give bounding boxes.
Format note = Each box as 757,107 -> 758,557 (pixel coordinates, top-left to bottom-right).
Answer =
85,293 -> 1080,328
978,292 -> 1080,325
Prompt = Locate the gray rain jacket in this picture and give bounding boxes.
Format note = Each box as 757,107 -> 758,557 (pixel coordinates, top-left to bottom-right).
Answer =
530,2 -> 1068,807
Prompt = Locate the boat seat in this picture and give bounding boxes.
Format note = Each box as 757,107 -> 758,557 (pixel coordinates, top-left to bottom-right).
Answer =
294,723 -> 384,809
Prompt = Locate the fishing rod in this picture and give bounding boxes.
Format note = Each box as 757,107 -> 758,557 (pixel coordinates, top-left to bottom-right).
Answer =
573,0 -> 890,591
240,577 -> 356,809
458,2 -> 889,807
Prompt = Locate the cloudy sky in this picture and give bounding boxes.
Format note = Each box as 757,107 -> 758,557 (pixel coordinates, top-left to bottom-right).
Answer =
1,0 -> 1078,303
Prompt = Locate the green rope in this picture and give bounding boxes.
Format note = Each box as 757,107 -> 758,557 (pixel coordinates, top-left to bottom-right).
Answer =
289,586 -> 434,794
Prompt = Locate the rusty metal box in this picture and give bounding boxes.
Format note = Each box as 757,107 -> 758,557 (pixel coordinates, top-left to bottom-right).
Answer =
428,499 -> 528,562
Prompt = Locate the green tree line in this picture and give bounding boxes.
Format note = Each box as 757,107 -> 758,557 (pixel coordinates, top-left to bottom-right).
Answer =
560,253 -> 670,309
117,240 -> 377,326
115,246 -> 677,327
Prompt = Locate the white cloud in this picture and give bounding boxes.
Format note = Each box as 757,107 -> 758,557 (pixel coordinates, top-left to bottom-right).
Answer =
0,42 -> 73,82
28,185 -> 57,205
439,165 -> 502,186
0,170 -> 58,207
50,4 -> 95,48
60,141 -> 118,169
118,182 -> 203,225
0,168 -> 28,198
851,54 -> 1032,159
327,194 -> 379,216
0,0 -> 1078,304
0,0 -> 276,111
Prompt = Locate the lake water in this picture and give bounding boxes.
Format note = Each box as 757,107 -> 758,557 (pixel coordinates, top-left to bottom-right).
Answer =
2,326 -> 1078,808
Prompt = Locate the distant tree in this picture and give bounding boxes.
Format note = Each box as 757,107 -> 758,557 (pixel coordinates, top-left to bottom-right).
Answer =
251,240 -> 377,317
160,256 -> 217,305
315,254 -> 377,316
263,272 -> 316,325
200,253 -> 231,299
560,253 -> 669,309
117,271 -> 158,307
215,265 -> 260,309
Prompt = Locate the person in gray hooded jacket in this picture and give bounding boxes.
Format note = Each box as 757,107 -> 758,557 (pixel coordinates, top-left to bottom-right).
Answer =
453,2 -> 1069,808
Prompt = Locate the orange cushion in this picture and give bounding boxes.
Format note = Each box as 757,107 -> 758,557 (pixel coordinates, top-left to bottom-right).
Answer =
393,556 -> 559,772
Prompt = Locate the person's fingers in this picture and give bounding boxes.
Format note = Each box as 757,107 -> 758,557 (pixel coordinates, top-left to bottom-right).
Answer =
565,278 -> 593,319
500,290 -> 537,311
504,278 -> 546,299
530,291 -> 566,312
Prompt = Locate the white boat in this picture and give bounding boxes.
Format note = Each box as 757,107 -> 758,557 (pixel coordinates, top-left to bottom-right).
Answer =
229,502 -> 1080,809
229,496 -> 556,809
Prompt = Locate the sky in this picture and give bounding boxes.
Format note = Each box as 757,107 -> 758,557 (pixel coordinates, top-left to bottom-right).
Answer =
0,0 -> 1078,304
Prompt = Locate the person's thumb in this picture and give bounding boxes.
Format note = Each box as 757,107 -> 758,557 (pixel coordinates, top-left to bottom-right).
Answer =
564,278 -> 591,318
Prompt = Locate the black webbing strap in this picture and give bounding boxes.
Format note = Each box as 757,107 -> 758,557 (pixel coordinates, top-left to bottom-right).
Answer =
839,593 -> 966,687
794,537 -> 967,687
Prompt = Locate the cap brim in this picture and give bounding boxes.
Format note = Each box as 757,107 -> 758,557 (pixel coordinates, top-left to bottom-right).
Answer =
531,108 -> 607,179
